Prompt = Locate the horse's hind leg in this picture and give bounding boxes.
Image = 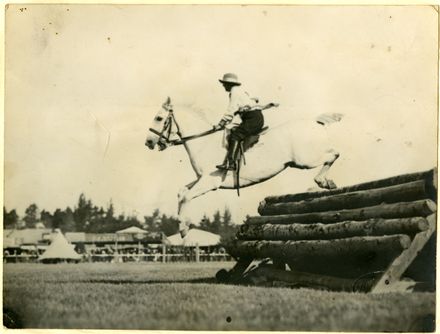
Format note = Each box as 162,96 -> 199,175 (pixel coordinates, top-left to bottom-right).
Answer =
314,149 -> 340,189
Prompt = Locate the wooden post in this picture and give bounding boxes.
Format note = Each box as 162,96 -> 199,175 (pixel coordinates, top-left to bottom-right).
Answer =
162,244 -> 166,263
371,214 -> 437,293
195,244 -> 200,263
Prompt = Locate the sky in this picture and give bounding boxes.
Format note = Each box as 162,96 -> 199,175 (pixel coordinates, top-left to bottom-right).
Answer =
4,5 -> 438,224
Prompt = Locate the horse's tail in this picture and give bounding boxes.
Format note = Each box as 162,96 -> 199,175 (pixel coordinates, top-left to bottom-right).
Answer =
316,113 -> 344,126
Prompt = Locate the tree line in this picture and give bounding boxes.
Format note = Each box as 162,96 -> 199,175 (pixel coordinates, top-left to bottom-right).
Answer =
3,193 -> 238,239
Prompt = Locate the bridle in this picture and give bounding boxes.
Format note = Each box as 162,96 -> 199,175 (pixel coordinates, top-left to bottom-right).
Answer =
148,103 -> 182,150
149,103 -> 222,150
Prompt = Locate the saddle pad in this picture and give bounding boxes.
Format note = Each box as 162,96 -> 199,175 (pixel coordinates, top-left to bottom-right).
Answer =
243,126 -> 269,152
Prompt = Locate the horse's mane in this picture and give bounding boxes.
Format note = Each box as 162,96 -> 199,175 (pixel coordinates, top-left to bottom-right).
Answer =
174,103 -> 215,127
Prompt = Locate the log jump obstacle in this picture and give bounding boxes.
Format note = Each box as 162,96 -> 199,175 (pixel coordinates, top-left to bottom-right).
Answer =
217,169 -> 437,293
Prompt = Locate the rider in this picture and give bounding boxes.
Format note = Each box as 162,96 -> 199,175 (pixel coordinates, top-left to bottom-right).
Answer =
215,73 -> 264,171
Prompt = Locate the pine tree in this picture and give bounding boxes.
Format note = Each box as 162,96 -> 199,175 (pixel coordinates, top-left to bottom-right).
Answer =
220,207 -> 237,243
211,210 -> 222,234
40,210 -> 53,228
143,209 -> 161,232
158,214 -> 179,236
24,204 -> 39,228
3,207 -> 19,229
74,193 -> 96,231
222,207 -> 232,229
53,207 -> 76,232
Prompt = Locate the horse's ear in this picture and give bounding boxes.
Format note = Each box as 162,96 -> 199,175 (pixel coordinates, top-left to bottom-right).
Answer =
165,96 -> 171,105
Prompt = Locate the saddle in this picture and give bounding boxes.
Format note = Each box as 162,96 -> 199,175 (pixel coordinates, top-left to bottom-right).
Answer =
242,126 -> 269,152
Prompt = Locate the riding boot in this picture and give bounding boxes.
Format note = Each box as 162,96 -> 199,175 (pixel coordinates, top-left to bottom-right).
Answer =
216,139 -> 240,171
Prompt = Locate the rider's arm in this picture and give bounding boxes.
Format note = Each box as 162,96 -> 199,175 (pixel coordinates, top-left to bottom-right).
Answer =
218,87 -> 245,127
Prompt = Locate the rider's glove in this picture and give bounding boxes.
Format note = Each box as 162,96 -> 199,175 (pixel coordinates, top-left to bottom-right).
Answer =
218,119 -> 227,128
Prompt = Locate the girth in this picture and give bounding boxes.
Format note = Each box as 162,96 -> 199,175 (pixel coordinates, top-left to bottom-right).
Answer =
232,125 -> 269,197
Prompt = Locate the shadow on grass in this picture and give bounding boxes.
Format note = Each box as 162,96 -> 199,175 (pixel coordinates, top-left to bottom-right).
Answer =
3,307 -> 23,328
57,277 -> 220,285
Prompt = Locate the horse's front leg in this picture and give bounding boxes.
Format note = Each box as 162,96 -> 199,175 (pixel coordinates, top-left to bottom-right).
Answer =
314,149 -> 340,189
177,171 -> 225,237
177,179 -> 199,214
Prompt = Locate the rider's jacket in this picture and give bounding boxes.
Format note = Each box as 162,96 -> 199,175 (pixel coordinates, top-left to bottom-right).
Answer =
221,85 -> 258,127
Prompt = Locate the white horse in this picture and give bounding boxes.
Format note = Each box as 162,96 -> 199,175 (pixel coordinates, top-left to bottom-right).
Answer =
145,97 -> 343,237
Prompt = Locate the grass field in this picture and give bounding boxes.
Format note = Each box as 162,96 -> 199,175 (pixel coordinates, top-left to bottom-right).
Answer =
3,262 -> 435,331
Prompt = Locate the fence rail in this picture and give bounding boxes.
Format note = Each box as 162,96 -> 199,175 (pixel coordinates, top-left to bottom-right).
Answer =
3,253 -> 233,263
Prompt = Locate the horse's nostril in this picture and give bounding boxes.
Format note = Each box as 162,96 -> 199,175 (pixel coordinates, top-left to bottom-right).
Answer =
146,139 -> 153,146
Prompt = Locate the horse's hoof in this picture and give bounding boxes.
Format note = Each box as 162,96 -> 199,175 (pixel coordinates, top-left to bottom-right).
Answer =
314,177 -> 326,189
314,177 -> 337,190
179,228 -> 188,238
327,179 -> 337,189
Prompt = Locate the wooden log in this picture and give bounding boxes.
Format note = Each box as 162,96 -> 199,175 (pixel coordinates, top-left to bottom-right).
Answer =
237,217 -> 428,241
246,199 -> 437,225
258,180 -> 429,216
264,169 -> 436,204
228,235 -> 411,260
247,265 -> 372,292
285,235 -> 412,279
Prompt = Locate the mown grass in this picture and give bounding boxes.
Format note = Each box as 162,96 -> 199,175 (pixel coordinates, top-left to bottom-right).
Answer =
3,262 -> 435,331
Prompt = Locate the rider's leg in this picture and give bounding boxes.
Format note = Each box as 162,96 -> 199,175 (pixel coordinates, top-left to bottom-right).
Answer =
216,110 -> 264,171
242,109 -> 264,132
216,137 -> 241,171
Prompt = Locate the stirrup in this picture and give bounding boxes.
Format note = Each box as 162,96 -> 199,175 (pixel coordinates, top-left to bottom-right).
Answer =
216,160 -> 236,171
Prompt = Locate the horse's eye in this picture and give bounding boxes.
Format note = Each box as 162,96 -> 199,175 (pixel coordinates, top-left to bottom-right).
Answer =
155,116 -> 163,122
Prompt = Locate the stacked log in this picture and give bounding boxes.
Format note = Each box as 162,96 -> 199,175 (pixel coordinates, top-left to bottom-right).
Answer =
246,265 -> 375,292
246,200 -> 436,225
226,169 -> 437,289
258,180 -> 429,215
237,218 -> 429,241
262,169 -> 436,205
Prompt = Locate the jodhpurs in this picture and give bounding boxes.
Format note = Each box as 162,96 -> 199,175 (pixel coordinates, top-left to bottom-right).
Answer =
229,110 -> 264,141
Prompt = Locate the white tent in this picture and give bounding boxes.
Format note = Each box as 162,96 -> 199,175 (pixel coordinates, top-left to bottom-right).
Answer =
167,228 -> 221,247
39,230 -> 81,262
116,226 -> 147,234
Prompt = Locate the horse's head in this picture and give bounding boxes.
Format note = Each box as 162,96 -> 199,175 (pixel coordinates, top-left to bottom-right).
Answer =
145,97 -> 180,151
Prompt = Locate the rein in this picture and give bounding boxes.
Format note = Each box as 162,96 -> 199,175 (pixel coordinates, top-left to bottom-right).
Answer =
149,107 -> 223,148
169,127 -> 222,145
